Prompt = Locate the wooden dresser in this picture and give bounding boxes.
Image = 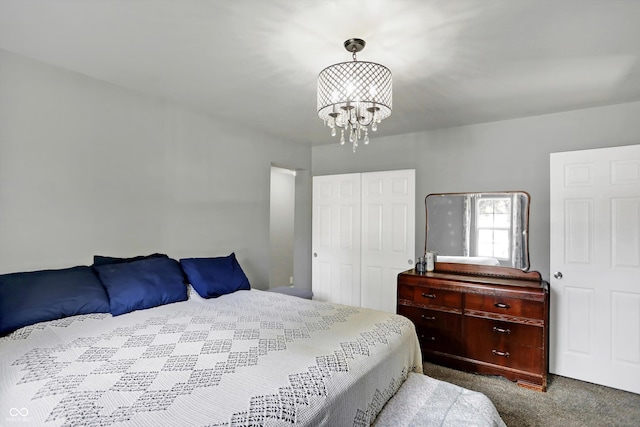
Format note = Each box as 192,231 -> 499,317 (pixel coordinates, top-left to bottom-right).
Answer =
397,262 -> 549,391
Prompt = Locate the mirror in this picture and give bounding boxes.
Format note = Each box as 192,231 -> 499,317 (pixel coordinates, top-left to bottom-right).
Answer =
425,192 -> 530,270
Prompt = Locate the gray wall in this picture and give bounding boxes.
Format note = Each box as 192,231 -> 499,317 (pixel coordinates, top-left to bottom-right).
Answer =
0,50 -> 312,290
3,47 -> 640,287
313,101 -> 640,281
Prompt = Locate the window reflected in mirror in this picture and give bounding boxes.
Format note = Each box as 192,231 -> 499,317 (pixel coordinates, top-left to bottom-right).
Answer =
476,196 -> 511,260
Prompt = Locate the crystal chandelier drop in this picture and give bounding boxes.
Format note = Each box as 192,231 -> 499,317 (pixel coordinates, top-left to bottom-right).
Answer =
317,38 -> 392,152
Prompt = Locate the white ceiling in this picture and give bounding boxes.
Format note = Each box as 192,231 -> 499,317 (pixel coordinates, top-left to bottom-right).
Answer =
1,0 -> 639,146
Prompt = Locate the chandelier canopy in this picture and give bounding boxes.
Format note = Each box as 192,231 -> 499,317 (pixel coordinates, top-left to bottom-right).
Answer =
317,38 -> 392,152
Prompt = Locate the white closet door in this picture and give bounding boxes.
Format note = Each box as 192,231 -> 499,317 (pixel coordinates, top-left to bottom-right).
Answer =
311,174 -> 361,306
361,170 -> 415,313
550,144 -> 640,394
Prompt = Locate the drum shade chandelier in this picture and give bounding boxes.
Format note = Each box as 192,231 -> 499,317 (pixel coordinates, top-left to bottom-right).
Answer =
317,38 -> 392,152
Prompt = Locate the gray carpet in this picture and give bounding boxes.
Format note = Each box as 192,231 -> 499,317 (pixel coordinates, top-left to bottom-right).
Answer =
423,362 -> 640,427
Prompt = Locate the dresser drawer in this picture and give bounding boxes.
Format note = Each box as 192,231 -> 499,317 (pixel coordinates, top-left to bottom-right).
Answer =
416,326 -> 463,355
465,293 -> 544,319
398,306 -> 461,332
465,316 -> 544,372
399,306 -> 462,354
398,283 -> 462,309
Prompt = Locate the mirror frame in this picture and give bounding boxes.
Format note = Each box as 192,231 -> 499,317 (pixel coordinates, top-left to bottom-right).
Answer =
424,191 -> 531,271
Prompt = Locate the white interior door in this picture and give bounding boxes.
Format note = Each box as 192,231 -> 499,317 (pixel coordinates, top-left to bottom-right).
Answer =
312,174 -> 361,306
550,144 -> 640,394
361,170 -> 415,313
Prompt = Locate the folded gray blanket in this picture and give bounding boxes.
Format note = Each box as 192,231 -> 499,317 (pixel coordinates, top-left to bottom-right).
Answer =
374,373 -> 506,427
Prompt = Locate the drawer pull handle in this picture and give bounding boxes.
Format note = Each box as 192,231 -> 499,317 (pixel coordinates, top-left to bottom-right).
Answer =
420,335 -> 436,341
421,315 -> 436,321
492,350 -> 510,358
494,302 -> 510,309
492,327 -> 511,334
421,293 -> 436,299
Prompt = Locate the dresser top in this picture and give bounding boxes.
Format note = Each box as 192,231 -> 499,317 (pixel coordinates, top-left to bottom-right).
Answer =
400,268 -> 548,291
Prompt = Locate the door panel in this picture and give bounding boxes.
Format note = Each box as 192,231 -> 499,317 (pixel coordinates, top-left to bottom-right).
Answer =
565,286 -> 592,354
611,291 -> 640,363
312,174 -> 361,307
361,265 -> 383,311
611,198 -> 640,267
366,204 -> 383,251
551,144 -> 640,394
391,204 -> 408,252
565,199 -> 593,264
316,261 -> 331,303
361,170 -> 415,313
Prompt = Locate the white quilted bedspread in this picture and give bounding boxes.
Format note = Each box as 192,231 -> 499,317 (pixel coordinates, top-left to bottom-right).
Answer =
0,289 -> 422,426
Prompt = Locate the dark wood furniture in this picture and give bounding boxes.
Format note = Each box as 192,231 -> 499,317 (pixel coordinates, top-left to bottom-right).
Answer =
398,262 -> 549,391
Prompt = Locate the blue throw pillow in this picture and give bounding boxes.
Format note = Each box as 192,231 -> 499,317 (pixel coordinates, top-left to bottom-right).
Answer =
0,266 -> 110,335
93,257 -> 187,316
180,253 -> 250,298
93,253 -> 168,267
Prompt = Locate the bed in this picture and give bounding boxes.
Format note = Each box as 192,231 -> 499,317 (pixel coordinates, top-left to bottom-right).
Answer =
0,287 -> 422,426
436,256 -> 501,266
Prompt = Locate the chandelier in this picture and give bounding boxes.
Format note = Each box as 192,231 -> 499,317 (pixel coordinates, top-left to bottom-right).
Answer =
317,38 -> 392,152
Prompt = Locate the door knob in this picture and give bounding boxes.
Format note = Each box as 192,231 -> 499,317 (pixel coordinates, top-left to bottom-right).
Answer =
554,271 -> 563,279
313,253 -> 318,258
408,259 -> 413,265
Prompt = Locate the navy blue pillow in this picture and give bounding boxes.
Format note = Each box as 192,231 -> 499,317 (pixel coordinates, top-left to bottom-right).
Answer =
93,253 -> 168,267
0,266 -> 110,335
93,256 -> 187,316
180,253 -> 250,298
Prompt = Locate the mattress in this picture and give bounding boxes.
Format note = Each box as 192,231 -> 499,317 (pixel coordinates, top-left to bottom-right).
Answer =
0,289 -> 422,426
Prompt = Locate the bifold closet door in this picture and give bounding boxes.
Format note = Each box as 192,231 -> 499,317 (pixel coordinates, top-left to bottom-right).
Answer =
361,170 -> 415,313
312,170 -> 415,313
311,174 -> 362,307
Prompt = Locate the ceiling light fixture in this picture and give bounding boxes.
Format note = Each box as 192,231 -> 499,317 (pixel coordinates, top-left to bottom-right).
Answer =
317,38 -> 392,152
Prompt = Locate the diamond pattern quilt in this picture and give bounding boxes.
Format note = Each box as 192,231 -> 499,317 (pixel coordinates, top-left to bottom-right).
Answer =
0,289 -> 422,426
